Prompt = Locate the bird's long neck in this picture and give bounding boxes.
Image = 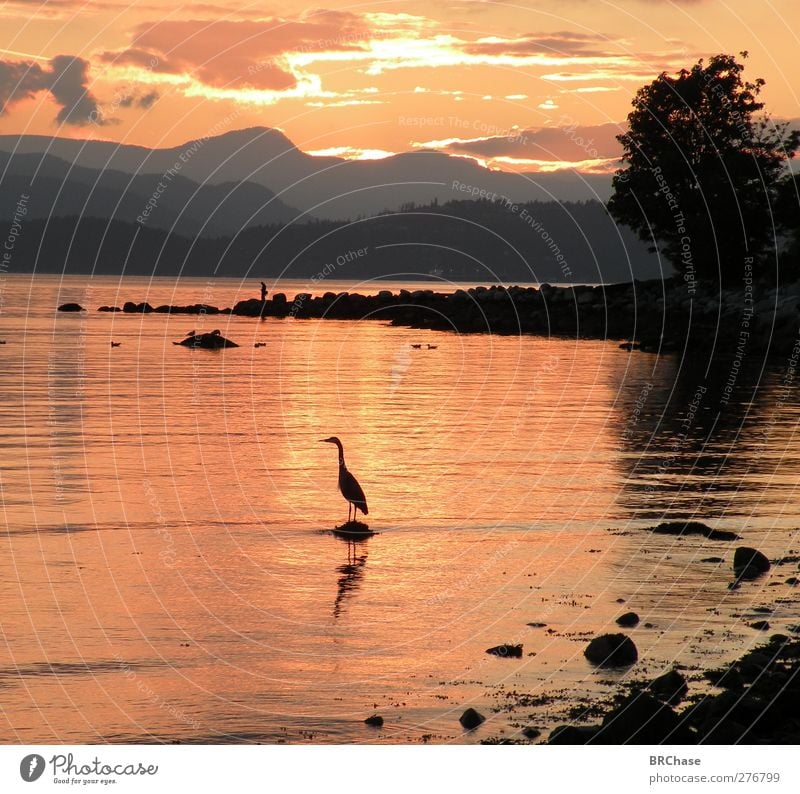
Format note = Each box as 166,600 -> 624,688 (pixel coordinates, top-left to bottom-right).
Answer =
334,440 -> 345,468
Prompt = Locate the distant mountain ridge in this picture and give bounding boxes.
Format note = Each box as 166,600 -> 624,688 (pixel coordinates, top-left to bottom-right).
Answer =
0,126 -> 614,220
0,149 -> 303,236
2,197 -> 661,282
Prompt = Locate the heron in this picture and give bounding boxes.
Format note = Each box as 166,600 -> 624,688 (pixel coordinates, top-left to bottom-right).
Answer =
320,436 -> 369,524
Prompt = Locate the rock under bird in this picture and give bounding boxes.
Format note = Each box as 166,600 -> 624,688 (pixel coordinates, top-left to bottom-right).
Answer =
320,436 -> 369,523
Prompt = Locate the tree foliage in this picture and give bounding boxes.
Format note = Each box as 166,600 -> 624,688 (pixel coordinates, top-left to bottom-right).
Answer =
608,53 -> 799,285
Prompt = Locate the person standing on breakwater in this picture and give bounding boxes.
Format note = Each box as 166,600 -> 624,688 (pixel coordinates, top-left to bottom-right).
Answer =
260,282 -> 268,302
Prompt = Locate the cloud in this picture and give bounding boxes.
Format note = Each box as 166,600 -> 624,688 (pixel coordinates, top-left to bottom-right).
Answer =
100,11 -> 375,91
0,60 -> 49,112
117,89 -> 160,109
465,31 -> 615,58
48,56 -> 107,125
94,9 -> 697,110
0,55 -> 109,126
414,121 -> 625,173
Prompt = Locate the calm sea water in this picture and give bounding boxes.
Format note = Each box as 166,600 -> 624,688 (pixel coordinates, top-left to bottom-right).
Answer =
1,274 -> 799,744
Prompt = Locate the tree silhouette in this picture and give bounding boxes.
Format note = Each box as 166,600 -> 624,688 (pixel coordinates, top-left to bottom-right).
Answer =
776,173 -> 800,282
608,53 -> 799,286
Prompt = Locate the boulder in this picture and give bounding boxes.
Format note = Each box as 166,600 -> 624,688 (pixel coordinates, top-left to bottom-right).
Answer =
97,305 -> 121,312
486,644 -> 523,658
616,612 -> 640,628
232,298 -> 265,316
594,691 -> 695,744
650,521 -> 739,541
521,726 -> 541,740
459,708 -> 485,730
584,634 -> 638,667
173,331 -> 239,349
696,690 -> 762,742
734,547 -> 770,579
704,665 -> 745,690
548,725 -> 599,744
57,302 -> 85,312
364,715 -> 383,727
122,301 -> 154,313
648,669 -> 688,705
739,651 -> 775,683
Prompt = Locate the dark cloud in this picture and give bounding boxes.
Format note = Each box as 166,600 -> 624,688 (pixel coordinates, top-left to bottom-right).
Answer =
0,60 -> 49,113
466,31 -> 614,58
117,89 -> 160,109
424,122 -> 624,163
48,56 -> 105,125
0,55 -> 110,126
136,90 -> 159,109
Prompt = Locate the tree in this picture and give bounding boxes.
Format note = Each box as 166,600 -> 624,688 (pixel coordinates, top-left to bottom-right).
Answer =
608,53 -> 799,286
776,174 -> 800,282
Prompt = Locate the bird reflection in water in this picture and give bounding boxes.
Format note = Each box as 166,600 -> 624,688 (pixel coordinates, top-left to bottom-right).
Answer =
332,532 -> 371,619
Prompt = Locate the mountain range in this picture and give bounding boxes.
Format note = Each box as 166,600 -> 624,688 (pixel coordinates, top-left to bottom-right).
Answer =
0,127 -> 662,281
0,149 -> 301,237
0,127 -> 613,222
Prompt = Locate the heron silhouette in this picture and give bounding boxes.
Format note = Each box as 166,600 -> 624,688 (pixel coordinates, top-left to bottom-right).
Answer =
320,436 -> 369,525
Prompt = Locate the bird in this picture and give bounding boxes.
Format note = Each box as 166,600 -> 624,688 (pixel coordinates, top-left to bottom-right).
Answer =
320,436 -> 369,524
110,341 -> 121,347
426,344 -> 438,349
185,330 -> 196,337
254,342 -> 266,348
411,343 -> 422,349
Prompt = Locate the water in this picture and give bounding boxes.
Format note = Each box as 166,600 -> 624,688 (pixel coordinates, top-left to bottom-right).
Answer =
1,274 -> 800,744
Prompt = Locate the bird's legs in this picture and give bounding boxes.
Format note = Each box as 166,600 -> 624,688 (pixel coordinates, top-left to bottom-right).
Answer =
347,502 -> 352,524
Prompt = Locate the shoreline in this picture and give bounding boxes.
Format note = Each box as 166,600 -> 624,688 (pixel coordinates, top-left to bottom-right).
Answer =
543,632 -> 800,745
474,526 -> 800,746
62,277 -> 800,357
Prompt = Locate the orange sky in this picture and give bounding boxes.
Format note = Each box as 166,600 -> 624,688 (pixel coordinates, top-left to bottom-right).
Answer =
1,0 -> 798,173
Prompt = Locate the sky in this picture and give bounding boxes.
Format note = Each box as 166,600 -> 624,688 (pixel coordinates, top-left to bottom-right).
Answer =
1,0 -> 798,176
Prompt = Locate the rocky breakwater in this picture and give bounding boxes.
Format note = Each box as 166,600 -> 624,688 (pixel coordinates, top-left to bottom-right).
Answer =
231,280 -> 800,356
96,277 -> 800,357
195,283 -> 656,338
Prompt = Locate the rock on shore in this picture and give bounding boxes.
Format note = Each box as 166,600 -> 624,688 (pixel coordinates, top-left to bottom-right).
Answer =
584,634 -> 638,667
733,547 -> 771,579
550,635 -> 800,743
459,708 -> 486,730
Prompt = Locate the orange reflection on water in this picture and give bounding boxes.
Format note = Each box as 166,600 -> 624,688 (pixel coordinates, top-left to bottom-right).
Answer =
3,276 -> 800,743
